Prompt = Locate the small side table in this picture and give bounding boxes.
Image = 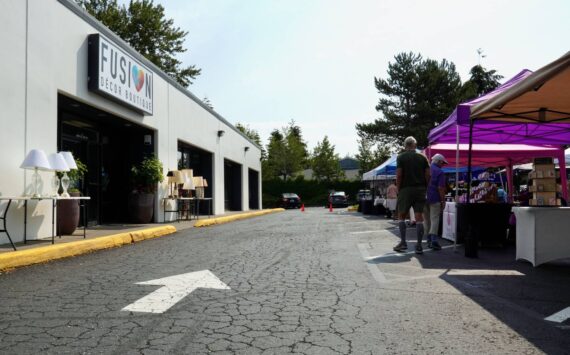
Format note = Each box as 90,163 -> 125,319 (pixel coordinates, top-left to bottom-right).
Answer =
0,197 -> 30,250
177,197 -> 196,221
0,196 -> 90,249
196,198 -> 212,219
163,198 -> 180,223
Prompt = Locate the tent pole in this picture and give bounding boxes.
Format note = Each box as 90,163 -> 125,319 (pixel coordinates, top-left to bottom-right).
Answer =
559,148 -> 568,202
454,124 -> 460,252
466,119 -> 474,203
506,161 -> 514,203
455,124 -> 460,200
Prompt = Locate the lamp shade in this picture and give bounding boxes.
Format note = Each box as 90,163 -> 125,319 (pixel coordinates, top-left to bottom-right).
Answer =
20,149 -> 51,171
167,171 -> 175,183
192,176 -> 204,188
172,170 -> 185,184
202,178 -> 208,188
60,151 -> 78,170
47,153 -> 70,172
181,169 -> 195,190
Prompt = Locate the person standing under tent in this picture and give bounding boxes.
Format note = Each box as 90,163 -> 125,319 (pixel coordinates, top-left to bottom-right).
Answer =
393,136 -> 430,254
385,182 -> 398,219
424,153 -> 448,251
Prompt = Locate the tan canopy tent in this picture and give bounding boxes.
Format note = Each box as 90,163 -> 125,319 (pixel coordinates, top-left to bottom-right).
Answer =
471,51 -> 570,123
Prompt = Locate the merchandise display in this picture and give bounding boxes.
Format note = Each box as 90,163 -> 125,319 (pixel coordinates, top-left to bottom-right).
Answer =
457,172 -> 499,203
528,158 -> 561,206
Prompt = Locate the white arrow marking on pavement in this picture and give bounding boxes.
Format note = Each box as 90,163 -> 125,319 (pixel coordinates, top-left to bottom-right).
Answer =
545,306 -> 570,323
122,270 -> 230,314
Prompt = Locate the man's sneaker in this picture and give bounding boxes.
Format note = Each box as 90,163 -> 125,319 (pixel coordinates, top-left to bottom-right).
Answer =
393,242 -> 408,252
426,235 -> 433,248
431,240 -> 442,251
415,244 -> 423,254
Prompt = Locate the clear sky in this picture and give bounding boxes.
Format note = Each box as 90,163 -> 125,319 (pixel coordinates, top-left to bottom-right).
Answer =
144,0 -> 568,156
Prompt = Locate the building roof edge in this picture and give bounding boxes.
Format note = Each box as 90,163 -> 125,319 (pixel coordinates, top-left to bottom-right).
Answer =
57,0 -> 262,151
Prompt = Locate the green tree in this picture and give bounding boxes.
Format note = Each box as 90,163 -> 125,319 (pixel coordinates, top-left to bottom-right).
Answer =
236,123 -> 265,159
263,121 -> 309,180
355,135 -> 392,176
264,129 -> 288,180
285,120 -> 310,169
356,52 -> 462,147
77,0 -> 201,87
311,136 -> 343,182
460,65 -> 504,101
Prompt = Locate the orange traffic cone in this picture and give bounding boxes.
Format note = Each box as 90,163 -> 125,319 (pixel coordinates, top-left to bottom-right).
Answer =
329,203 -> 333,212
301,204 -> 305,212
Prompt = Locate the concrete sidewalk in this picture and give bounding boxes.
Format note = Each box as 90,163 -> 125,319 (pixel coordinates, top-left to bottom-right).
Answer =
0,208 -> 284,271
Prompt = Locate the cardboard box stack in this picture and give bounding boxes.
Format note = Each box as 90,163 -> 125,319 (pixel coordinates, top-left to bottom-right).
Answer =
528,158 -> 561,206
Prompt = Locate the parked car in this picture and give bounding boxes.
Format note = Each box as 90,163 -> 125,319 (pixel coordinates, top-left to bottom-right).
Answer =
356,189 -> 372,202
327,191 -> 349,208
278,193 -> 302,209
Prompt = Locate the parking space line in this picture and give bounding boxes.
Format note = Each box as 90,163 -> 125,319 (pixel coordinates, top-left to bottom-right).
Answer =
365,244 -> 455,260
357,243 -> 387,283
545,307 -> 570,323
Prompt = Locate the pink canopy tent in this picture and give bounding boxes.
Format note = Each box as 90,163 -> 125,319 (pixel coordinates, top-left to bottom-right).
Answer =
428,51 -> 570,201
426,144 -> 564,201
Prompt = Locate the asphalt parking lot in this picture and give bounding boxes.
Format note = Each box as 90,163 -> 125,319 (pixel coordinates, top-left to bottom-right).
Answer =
0,207 -> 568,354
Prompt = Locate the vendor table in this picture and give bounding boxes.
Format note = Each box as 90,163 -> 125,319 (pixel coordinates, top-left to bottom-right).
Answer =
455,203 -> 512,247
513,207 -> 570,266
0,196 -> 90,250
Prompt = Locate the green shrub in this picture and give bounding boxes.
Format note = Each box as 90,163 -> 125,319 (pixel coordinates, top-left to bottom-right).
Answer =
131,154 -> 164,193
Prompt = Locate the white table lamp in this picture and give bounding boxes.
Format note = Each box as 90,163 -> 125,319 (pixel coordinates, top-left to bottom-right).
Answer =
60,151 -> 78,197
48,153 -> 70,197
20,149 -> 52,198
60,151 -> 77,169
181,169 -> 195,190
172,170 -> 184,196
193,176 -> 205,198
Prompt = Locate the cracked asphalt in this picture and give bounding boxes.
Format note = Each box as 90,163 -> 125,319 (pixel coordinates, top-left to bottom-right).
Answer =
0,208 -> 569,354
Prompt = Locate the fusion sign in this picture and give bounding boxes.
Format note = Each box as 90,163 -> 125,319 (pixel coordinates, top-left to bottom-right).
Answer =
88,34 -> 153,115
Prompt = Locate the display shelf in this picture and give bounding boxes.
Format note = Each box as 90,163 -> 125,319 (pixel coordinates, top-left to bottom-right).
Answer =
528,159 -> 561,206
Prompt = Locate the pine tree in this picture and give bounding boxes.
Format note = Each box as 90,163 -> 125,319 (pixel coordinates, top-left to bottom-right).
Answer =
77,0 -> 201,87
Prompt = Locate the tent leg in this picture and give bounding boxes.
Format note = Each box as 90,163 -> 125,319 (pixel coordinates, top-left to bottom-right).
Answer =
506,162 -> 514,203
559,148 -> 568,202
454,124 -> 460,253
466,119 -> 474,203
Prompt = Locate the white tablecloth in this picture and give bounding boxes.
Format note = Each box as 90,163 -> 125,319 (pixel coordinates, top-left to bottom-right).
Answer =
513,207 -> 570,266
442,202 -> 457,242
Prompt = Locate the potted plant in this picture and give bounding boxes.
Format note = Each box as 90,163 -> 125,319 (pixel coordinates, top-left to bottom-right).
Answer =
128,154 -> 164,223
57,158 -> 88,235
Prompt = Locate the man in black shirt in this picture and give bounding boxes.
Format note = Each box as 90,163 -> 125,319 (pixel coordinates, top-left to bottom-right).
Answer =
394,136 -> 430,254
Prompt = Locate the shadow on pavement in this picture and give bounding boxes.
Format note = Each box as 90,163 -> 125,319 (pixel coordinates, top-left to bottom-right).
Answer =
367,225 -> 570,354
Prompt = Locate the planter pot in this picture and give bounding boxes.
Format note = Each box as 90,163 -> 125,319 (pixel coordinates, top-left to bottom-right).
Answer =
128,193 -> 155,223
57,191 -> 80,235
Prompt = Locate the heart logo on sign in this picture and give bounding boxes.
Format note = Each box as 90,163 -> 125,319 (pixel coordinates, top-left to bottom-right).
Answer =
132,65 -> 145,92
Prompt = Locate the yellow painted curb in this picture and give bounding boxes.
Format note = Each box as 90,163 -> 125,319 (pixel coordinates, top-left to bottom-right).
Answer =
131,225 -> 177,242
0,225 -> 177,272
194,208 -> 285,227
